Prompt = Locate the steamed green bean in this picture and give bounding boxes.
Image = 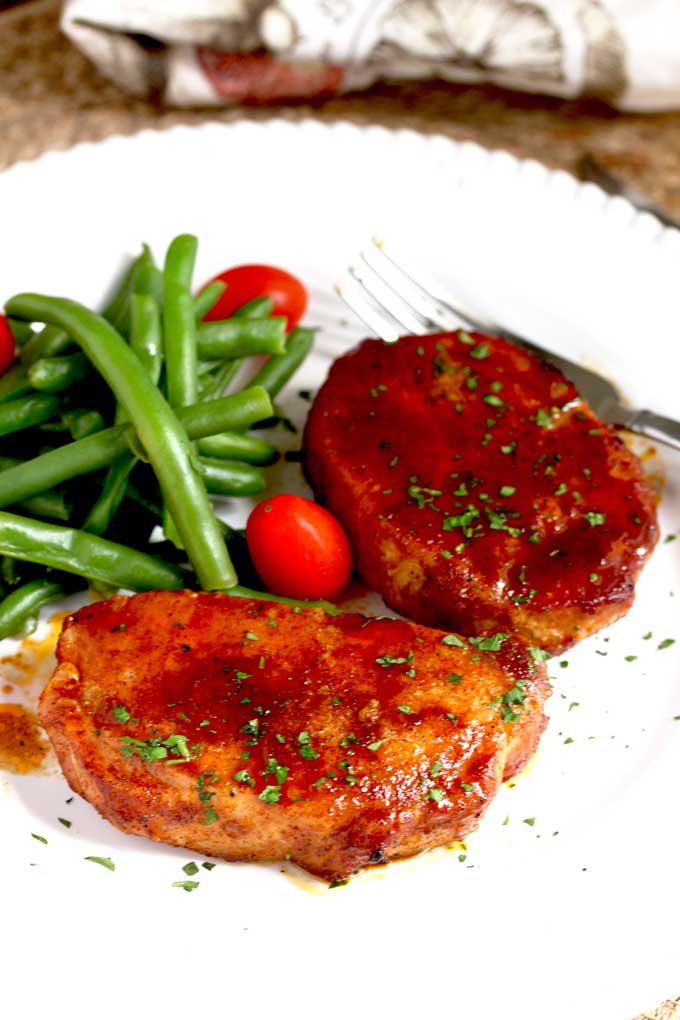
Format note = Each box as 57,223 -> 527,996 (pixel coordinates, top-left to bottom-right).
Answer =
6,291 -> 236,591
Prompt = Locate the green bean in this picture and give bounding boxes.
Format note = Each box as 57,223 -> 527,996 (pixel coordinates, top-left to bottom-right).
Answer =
0,429 -> 131,507
232,296 -> 275,319
28,352 -> 90,393
195,295 -> 278,400
104,245 -> 162,336
0,385 -> 273,510
0,460 -> 71,521
17,491 -> 71,522
129,293 -> 162,386
0,579 -> 63,640
163,234 -> 198,409
102,251 -> 142,325
19,324 -> 72,366
131,255 -> 164,306
179,386 -> 273,438
63,409 -> 107,440
0,363 -> 33,404
196,358 -> 221,377
0,393 -> 60,437
161,236 -> 200,550
84,293 -> 161,536
7,318 -> 34,346
196,318 -> 287,360
0,511 -> 184,591
228,585 -> 342,616
7,291 -> 234,589
82,454 -> 137,536
6,290 -> 263,590
198,457 -> 265,497
246,327 -> 315,399
198,359 -> 242,401
197,432 -> 278,465
1,555 -> 17,587
193,281 -> 226,322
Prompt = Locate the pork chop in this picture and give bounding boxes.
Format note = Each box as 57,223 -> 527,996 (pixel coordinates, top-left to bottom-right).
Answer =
303,331 -> 659,655
39,589 -> 549,882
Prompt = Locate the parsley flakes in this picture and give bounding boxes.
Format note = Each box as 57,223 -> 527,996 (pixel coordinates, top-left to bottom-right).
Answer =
85,856 -> 115,871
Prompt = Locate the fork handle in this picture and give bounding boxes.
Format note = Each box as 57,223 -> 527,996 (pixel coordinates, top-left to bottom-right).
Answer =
624,409 -> 680,452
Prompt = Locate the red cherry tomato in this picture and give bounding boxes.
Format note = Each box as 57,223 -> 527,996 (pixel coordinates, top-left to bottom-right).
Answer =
202,264 -> 308,331
246,494 -> 352,601
0,315 -> 16,376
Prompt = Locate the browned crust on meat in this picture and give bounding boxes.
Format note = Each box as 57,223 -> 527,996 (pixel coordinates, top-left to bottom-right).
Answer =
39,590 -> 549,882
303,331 -> 659,654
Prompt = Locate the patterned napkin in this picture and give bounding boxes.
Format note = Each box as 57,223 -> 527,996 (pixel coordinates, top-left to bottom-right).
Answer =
61,0 -> 680,111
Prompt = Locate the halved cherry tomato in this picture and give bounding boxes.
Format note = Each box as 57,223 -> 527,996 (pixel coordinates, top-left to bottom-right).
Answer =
202,264 -> 308,331
246,493 -> 352,601
0,315 -> 15,376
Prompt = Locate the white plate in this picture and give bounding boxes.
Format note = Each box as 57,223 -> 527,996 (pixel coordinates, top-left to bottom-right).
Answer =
2,121 -> 679,1020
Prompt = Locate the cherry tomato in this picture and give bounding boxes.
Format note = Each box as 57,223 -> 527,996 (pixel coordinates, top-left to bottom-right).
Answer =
0,315 -> 15,376
201,264 -> 308,331
246,494 -> 352,601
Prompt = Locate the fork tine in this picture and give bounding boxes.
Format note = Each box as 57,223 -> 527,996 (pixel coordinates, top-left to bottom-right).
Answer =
350,260 -> 429,335
335,280 -> 401,343
370,238 -> 501,336
363,241 -> 459,332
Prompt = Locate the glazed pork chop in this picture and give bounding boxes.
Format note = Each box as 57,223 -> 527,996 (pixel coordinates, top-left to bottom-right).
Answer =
304,331 -> 659,655
39,589 -> 549,882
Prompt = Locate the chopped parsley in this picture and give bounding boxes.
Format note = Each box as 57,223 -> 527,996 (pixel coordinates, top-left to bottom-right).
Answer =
85,856 -> 115,871
264,757 -> 289,784
297,731 -> 320,760
196,770 -> 220,823
490,676 -> 529,722
408,485 -> 442,508
120,732 -> 197,763
469,633 -> 508,651
442,634 -> 466,648
442,505 -> 480,538
375,654 -> 408,667
258,785 -> 282,804
172,880 -> 199,892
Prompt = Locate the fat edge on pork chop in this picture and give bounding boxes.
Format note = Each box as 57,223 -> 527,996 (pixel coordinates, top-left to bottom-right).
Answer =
303,330 -> 659,655
39,590 -> 550,882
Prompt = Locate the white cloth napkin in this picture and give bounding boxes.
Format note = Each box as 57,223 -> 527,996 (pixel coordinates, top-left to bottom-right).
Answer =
61,0 -> 680,112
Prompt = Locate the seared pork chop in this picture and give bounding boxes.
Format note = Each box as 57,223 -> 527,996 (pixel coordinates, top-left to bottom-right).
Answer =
39,590 -> 549,882
303,331 -> 658,655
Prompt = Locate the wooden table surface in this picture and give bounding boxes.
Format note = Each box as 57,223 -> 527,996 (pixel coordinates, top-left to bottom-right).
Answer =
0,4 -> 678,1018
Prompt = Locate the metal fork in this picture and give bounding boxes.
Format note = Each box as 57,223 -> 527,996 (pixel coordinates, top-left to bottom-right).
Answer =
337,239 -> 680,452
